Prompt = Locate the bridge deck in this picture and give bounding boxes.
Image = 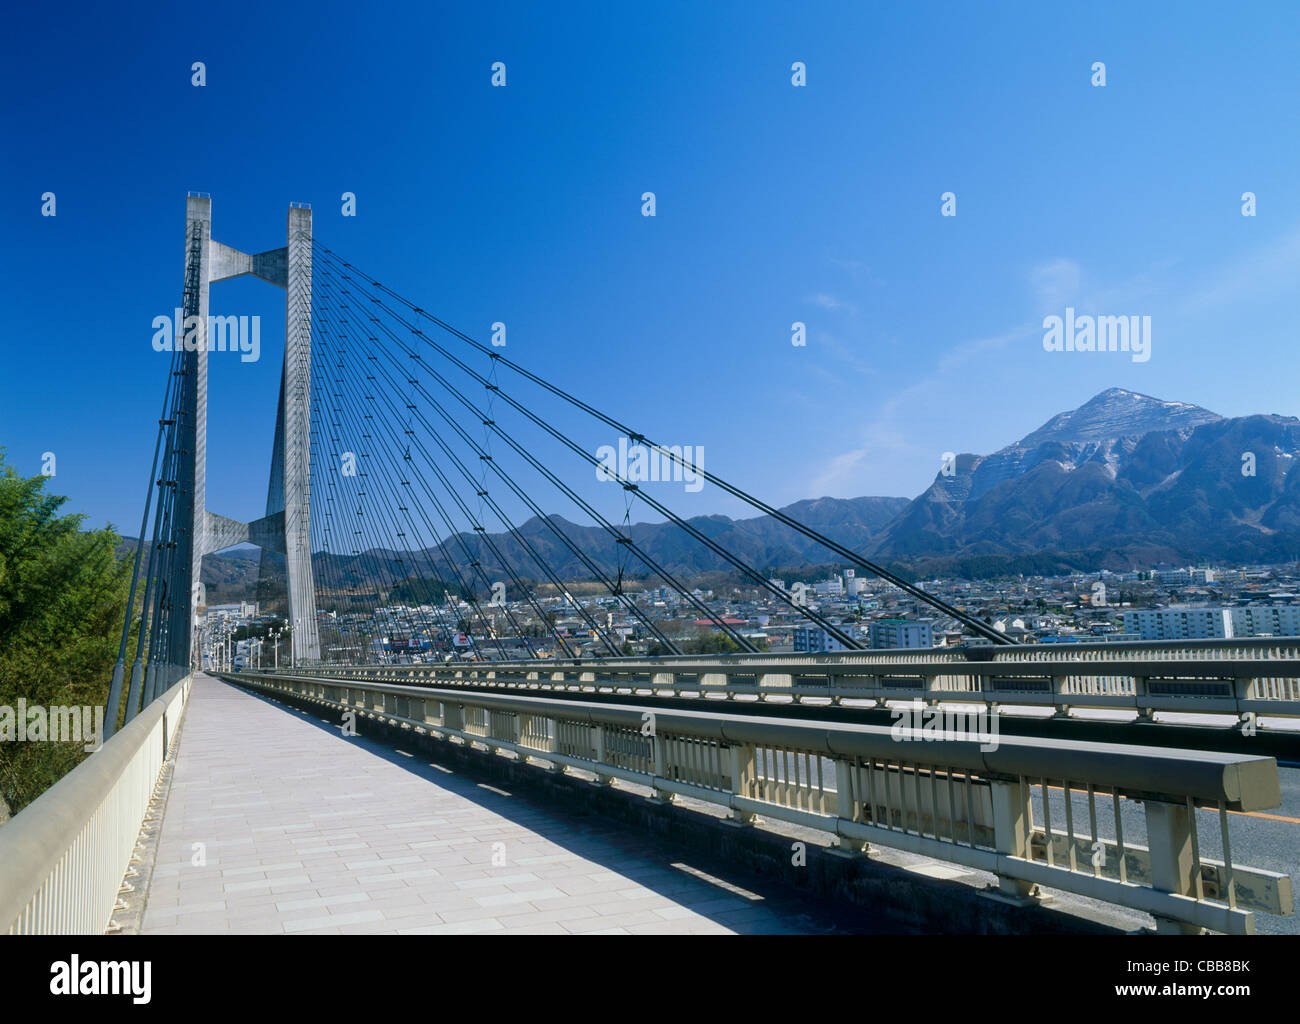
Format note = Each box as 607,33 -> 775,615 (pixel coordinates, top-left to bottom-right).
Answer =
140,674 -> 878,934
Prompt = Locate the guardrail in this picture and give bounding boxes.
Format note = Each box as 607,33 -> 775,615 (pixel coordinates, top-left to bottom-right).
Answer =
229,669 -> 1293,934
0,675 -> 192,934
284,638 -> 1300,720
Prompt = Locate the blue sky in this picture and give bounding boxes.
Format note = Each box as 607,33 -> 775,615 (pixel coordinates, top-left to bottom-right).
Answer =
2,0 -> 1298,537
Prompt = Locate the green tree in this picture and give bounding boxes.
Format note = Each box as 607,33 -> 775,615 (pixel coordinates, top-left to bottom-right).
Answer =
0,453 -> 133,815
682,632 -> 743,655
388,576 -> 468,605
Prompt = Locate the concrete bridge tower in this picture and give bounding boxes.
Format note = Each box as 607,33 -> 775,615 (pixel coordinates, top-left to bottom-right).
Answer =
173,195 -> 320,667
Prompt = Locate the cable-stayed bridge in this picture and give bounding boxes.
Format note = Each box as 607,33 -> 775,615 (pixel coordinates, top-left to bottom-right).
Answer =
103,193 -> 1016,726
3,197 -> 1298,937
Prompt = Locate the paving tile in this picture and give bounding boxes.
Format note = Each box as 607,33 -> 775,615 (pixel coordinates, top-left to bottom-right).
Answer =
396,919 -> 503,935
275,892 -> 372,912
474,887 -> 566,908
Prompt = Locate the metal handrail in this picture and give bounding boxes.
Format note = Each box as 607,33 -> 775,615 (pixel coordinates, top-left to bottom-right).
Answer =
283,646 -> 1300,719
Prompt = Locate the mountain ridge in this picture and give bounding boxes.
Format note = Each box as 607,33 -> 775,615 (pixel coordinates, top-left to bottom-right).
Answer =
194,387 -> 1300,590
870,389 -> 1300,564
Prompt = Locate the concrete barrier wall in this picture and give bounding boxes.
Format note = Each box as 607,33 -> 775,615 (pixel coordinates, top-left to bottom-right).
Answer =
0,675 -> 193,934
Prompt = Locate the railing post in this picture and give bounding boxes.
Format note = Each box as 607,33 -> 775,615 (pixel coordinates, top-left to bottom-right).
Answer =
1052,675 -> 1071,717
1134,675 -> 1155,719
833,759 -> 867,855
726,744 -> 756,824
544,715 -> 566,774
651,736 -> 674,804
1146,800 -> 1204,935
988,778 -> 1040,904
591,725 -> 612,786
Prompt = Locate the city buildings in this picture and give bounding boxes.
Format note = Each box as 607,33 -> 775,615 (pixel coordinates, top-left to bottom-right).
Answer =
869,618 -> 934,650
1228,605 -> 1300,637
792,626 -> 851,653
1122,605 -> 1300,640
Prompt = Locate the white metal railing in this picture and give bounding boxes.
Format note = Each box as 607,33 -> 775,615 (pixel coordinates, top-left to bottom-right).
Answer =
229,670 -> 1293,935
282,638 -> 1300,719
0,675 -> 192,934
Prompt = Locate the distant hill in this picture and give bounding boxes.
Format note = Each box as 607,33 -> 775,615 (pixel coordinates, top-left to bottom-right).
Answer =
133,496 -> 912,597
307,494 -> 911,586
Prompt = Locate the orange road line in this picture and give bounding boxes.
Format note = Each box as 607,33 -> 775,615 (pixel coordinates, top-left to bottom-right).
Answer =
1229,809 -> 1300,824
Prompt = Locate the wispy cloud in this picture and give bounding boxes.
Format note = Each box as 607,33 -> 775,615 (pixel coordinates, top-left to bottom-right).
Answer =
1029,258 -> 1082,310
816,329 -> 876,379
936,325 -> 1035,374
808,421 -> 924,497
1173,222 -> 1300,318
809,291 -> 858,315
827,255 -> 880,286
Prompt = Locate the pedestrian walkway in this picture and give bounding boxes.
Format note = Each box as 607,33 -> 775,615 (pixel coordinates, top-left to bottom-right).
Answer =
140,674 -> 883,934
